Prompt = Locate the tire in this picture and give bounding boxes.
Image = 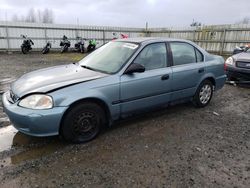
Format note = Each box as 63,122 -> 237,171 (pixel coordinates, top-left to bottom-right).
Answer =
87,45 -> 91,52
21,46 -> 28,54
80,45 -> 84,53
227,76 -> 237,82
61,45 -> 67,53
61,102 -> 106,143
42,47 -> 48,54
193,80 -> 213,108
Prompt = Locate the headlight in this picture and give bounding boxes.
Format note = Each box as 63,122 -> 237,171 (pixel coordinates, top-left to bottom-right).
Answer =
19,94 -> 53,109
225,57 -> 235,66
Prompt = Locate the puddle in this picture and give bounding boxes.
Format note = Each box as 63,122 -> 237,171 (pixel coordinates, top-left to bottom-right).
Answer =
0,77 -> 16,94
0,77 -> 16,85
0,125 -> 17,152
0,125 -> 66,167
0,117 -> 9,122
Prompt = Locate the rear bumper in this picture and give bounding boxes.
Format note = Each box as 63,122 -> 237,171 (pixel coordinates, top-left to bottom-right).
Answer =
226,66 -> 250,81
2,92 -> 67,137
215,75 -> 227,91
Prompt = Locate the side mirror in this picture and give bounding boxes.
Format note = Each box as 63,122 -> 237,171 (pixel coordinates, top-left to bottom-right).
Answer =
124,63 -> 145,74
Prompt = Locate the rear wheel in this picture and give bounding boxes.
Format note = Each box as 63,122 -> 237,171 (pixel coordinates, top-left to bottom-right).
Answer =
193,80 -> 213,107
42,47 -> 48,54
61,102 -> 106,143
61,45 -> 68,53
80,45 -> 84,53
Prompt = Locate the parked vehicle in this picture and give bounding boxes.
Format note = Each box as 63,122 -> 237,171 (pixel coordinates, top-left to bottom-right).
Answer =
2,38 -> 226,143
42,41 -> 52,54
87,39 -> 97,52
112,32 -> 128,40
120,33 -> 128,39
60,35 -> 71,53
233,45 -> 250,55
74,37 -> 85,53
225,48 -> 250,81
21,35 -> 34,54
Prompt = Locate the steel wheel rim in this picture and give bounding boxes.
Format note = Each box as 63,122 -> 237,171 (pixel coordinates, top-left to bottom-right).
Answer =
72,112 -> 98,139
199,84 -> 212,104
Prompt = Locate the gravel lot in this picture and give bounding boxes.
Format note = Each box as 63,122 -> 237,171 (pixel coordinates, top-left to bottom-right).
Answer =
0,53 -> 249,188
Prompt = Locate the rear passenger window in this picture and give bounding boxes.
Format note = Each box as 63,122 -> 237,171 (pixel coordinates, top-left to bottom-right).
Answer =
170,42 -> 199,66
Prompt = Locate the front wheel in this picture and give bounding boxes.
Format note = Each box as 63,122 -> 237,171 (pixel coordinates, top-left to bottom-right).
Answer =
21,46 -> 28,54
193,80 -> 213,107
61,102 -> 106,143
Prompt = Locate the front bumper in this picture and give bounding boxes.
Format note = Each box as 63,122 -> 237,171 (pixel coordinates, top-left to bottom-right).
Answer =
2,92 -> 68,137
226,66 -> 250,81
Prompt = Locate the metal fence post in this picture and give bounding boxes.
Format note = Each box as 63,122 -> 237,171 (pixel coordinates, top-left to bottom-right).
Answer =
44,28 -> 48,43
193,29 -> 196,41
5,24 -> 10,52
220,29 -> 226,55
103,29 -> 105,44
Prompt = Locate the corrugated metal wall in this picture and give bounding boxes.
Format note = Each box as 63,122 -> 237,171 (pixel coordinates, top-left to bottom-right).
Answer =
0,21 -> 146,50
150,24 -> 250,54
1,21 -> 250,55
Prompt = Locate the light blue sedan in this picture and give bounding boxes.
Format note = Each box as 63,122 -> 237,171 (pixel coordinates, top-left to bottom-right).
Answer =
2,38 -> 226,143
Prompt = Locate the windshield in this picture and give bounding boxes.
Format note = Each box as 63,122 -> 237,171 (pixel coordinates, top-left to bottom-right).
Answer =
79,41 -> 139,74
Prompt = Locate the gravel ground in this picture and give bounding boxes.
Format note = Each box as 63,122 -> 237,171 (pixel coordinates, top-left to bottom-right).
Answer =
0,53 -> 249,188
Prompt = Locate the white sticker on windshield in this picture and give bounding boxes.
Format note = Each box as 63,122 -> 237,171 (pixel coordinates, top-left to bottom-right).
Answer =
123,43 -> 138,49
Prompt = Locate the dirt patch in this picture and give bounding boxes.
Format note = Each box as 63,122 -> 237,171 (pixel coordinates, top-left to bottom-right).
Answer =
0,53 -> 249,188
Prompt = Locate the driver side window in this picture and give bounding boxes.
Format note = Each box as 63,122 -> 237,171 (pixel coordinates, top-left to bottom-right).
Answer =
133,43 -> 167,71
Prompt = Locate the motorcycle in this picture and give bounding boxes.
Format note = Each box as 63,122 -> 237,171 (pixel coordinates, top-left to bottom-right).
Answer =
60,35 -> 71,53
74,37 -> 85,53
87,39 -> 97,53
233,44 -> 250,55
21,35 -> 34,54
42,41 -> 52,54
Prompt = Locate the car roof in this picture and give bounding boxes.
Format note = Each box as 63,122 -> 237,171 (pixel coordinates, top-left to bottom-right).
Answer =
115,37 -> 191,44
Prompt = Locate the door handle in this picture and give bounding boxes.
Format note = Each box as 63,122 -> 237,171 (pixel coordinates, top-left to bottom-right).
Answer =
161,74 -> 169,80
198,68 -> 205,73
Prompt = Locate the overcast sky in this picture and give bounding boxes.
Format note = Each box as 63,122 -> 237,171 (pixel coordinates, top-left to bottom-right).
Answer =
0,0 -> 249,27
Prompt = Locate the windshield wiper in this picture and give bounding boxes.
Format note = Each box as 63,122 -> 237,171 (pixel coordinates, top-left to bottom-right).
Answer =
81,65 -> 112,75
81,65 -> 95,71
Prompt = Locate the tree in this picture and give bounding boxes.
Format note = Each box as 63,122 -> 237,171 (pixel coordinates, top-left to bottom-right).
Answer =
26,8 -> 36,22
190,19 -> 202,27
37,9 -> 43,23
42,8 -> 54,23
236,17 -> 250,24
11,8 -> 54,23
12,14 -> 19,22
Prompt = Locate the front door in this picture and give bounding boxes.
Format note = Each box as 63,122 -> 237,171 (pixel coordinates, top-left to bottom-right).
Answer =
120,43 -> 172,115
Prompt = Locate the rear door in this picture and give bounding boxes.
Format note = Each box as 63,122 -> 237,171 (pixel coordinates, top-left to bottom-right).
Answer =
120,43 -> 172,115
169,42 -> 205,100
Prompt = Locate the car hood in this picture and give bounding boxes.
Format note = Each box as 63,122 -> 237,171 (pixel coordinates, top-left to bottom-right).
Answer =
11,63 -> 108,98
233,52 -> 250,62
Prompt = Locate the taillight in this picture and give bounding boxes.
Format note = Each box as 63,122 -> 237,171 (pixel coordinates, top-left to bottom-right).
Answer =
224,62 -> 227,71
